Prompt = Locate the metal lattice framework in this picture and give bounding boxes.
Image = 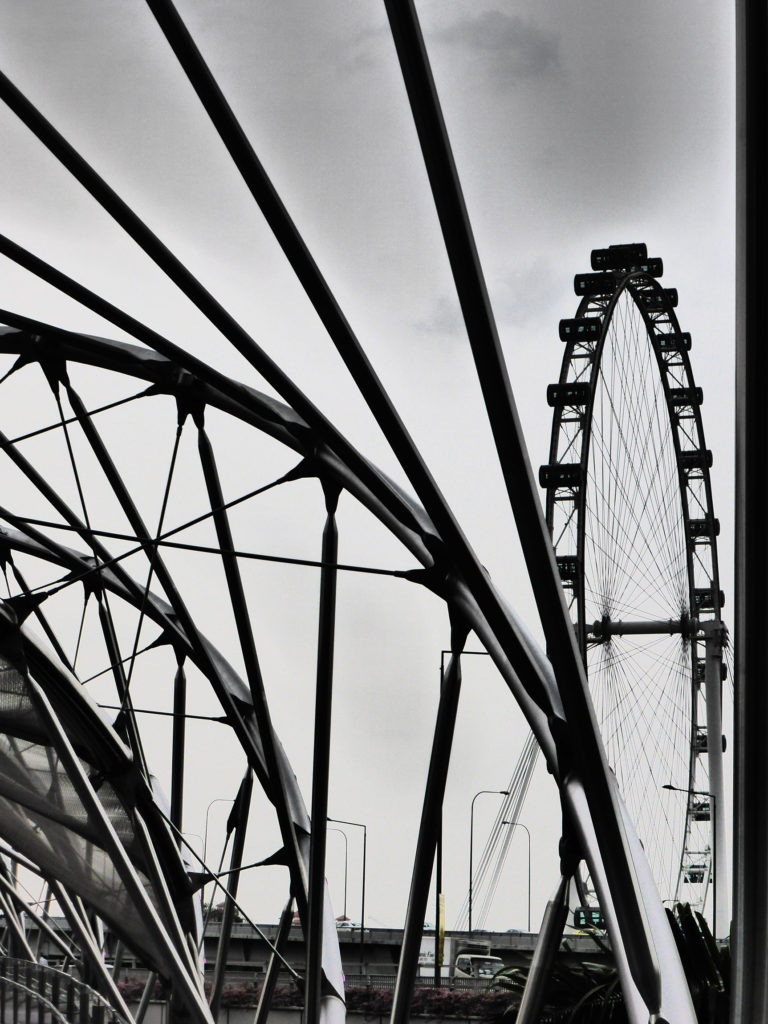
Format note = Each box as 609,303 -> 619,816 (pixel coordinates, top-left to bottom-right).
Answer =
0,4 -> 735,1024
540,244 -> 728,932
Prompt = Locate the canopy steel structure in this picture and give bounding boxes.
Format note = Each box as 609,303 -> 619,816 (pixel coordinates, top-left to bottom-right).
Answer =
0,2 -> 730,1023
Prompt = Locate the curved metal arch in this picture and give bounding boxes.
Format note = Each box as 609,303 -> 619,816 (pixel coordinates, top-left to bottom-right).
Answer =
0,341 -> 696,1024
0,605 -> 210,1022
0,521 -> 697,1023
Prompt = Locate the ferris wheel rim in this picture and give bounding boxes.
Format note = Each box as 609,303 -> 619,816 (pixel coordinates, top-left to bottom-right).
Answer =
541,250 -> 725,909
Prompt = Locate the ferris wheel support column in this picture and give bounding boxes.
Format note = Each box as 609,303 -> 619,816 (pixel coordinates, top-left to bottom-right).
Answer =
703,621 -> 729,939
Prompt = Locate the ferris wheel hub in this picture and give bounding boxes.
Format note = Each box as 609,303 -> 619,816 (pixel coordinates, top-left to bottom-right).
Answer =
588,617 -> 697,641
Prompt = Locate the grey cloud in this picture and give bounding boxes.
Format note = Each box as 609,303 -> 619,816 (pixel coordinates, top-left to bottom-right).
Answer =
418,263 -> 559,340
432,10 -> 560,83
491,265 -> 561,329
416,294 -> 464,337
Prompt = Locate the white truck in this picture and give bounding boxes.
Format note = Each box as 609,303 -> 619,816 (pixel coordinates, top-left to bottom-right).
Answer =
452,951 -> 504,980
418,935 -> 504,981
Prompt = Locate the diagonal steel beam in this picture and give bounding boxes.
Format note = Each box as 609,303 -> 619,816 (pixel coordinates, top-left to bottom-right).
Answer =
0,872 -> 77,963
382,3 -> 662,1012
53,381 -> 274,789
209,770 -> 253,1019
195,419 -> 307,917
255,899 -> 295,1024
0,64 -> 558,723
49,881 -> 135,1020
391,620 -> 468,1024
139,0 -> 557,724
94,590 -> 150,779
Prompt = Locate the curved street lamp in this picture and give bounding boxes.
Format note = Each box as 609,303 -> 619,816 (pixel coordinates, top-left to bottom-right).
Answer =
469,789 -> 509,932
327,826 -> 349,920
328,816 -> 367,967
203,797 -> 235,868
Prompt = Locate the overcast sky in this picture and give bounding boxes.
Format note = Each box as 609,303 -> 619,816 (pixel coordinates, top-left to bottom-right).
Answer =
0,1 -> 735,933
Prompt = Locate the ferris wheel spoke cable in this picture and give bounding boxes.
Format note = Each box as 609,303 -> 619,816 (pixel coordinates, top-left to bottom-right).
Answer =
587,425 -> 681,600
596,646 -> 687,890
593,389 -> 679,573
584,481 -> 687,618
595,333 -> 679,564
475,736 -> 539,929
453,731 -> 539,930
476,742 -> 536,889
596,642 -> 689,754
582,524 -> 686,623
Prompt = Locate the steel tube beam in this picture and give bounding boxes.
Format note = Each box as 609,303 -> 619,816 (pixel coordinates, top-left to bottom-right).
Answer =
434,812 -> 442,988
733,2 -> 768,1020
95,591 -> 149,779
196,423 -> 307,916
0,79 -> 442,559
171,658 -> 187,834
514,875 -> 569,1024
131,811 -> 204,992
135,973 -> 157,1024
209,771 -> 253,1019
382,4 -> 661,1014
11,379 -> 272,789
254,901 -> 294,1024
306,484 -> 340,1024
10,564 -> 73,672
0,873 -> 76,964
390,633 -> 466,1024
0,57 -> 562,726
0,888 -> 34,962
49,882 -> 133,1021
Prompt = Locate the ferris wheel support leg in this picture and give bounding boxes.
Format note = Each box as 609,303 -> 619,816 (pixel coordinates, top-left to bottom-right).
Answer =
702,621 -> 729,940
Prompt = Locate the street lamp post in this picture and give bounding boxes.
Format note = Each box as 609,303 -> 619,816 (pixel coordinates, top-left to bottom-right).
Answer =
501,820 -> 531,933
203,797 -> 235,868
328,817 -> 367,968
437,650 -> 490,982
662,784 -> 717,936
469,790 -> 509,933
327,827 -> 349,920
202,798 -> 235,905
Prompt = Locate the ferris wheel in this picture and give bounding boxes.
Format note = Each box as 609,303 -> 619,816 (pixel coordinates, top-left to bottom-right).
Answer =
540,243 -> 728,931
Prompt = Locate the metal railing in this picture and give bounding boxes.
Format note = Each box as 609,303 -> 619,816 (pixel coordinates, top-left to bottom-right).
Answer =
0,958 -> 131,1024
343,973 -> 496,992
